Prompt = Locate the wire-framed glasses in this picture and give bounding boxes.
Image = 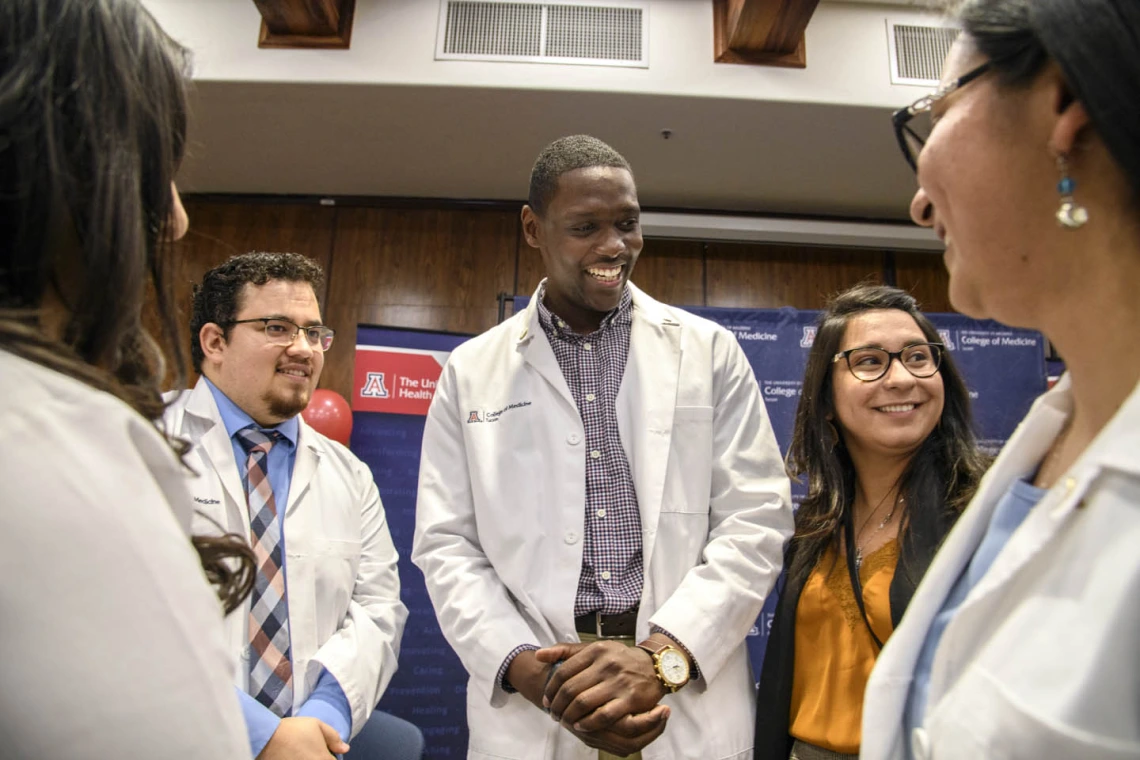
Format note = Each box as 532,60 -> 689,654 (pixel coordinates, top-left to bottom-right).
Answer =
891,60 -> 993,172
228,317 -> 336,351
833,342 -> 944,382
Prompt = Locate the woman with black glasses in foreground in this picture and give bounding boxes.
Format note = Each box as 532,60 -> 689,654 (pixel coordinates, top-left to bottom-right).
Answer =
754,284 -> 986,760
864,1 -> 1140,758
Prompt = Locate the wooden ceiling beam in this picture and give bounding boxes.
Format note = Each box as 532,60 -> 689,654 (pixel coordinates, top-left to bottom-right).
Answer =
714,0 -> 822,69
252,0 -> 356,49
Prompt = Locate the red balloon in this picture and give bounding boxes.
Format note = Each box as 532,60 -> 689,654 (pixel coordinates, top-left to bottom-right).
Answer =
301,389 -> 353,446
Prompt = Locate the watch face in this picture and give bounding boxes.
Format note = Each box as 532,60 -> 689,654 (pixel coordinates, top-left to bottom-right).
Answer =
658,649 -> 689,685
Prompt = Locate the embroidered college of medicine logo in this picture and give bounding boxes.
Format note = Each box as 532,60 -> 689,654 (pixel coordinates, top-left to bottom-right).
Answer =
467,411 -> 483,424
360,372 -> 390,398
800,326 -> 816,348
937,329 -> 956,350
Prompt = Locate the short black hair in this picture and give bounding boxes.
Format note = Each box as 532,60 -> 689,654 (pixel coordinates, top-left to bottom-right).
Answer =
190,251 -> 325,371
527,135 -> 633,215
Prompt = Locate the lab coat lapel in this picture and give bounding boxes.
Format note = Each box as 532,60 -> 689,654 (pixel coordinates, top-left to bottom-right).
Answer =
516,283 -> 579,415
619,284 -> 681,568
287,419 -> 320,517
184,379 -> 248,532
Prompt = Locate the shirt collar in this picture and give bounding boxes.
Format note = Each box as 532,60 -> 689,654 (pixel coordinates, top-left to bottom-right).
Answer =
203,376 -> 299,449
535,280 -> 633,338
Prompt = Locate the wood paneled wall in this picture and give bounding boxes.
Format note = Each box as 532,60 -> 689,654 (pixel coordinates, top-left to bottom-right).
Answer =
172,197 -> 951,400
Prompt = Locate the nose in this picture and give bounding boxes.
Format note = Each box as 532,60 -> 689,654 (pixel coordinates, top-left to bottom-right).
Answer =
882,355 -> 917,388
285,330 -> 315,358
910,186 -> 934,227
597,227 -> 626,258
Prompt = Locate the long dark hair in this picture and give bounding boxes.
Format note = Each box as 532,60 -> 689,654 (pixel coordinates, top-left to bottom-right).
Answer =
785,284 -> 988,589
0,0 -> 253,613
950,0 -> 1140,201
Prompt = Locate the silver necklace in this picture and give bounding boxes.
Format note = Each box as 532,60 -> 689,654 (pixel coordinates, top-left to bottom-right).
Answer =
854,494 -> 902,571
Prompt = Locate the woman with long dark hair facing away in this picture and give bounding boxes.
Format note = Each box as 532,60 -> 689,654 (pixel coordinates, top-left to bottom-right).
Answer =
0,0 -> 254,756
755,284 -> 986,760
863,1 -> 1140,758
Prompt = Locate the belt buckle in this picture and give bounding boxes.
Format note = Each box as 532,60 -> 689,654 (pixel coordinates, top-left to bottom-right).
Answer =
594,612 -> 606,638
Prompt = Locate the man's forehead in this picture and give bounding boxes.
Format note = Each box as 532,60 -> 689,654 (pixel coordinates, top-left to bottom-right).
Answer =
236,279 -> 320,312
549,166 -> 639,211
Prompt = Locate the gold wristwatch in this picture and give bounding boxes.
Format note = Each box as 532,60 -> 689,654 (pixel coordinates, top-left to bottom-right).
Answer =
637,641 -> 690,692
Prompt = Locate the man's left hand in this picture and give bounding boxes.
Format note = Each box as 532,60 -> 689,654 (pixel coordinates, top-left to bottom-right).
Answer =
536,640 -> 666,731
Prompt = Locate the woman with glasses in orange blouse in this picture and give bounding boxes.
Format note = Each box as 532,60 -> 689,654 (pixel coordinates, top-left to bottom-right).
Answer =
754,284 -> 986,760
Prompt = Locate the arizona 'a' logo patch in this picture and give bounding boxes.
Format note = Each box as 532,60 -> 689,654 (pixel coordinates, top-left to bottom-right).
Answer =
467,411 -> 483,424
800,326 -> 817,348
361,372 -> 390,398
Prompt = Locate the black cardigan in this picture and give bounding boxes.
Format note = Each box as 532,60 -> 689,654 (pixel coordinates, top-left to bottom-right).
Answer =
752,523 -> 950,760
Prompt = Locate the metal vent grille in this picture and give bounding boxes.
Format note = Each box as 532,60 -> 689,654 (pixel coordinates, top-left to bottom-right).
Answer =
887,21 -> 959,86
437,1 -> 648,68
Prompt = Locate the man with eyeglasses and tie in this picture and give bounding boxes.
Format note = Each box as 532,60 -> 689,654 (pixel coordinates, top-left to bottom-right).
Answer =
163,252 -> 422,760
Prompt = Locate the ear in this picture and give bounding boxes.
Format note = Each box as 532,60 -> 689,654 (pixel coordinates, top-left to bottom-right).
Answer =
198,323 -> 227,369
520,205 -> 543,250
1044,64 -> 1092,157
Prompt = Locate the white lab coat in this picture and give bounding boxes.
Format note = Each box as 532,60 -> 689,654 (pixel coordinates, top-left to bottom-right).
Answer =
0,349 -> 251,758
413,283 -> 793,760
163,378 -> 408,737
862,373 -> 1140,760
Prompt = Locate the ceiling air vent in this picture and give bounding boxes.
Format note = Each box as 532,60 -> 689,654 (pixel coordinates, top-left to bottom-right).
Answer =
436,1 -> 648,68
887,20 -> 959,86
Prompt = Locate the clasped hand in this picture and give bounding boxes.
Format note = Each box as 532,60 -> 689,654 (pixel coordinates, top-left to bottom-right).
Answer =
535,641 -> 671,755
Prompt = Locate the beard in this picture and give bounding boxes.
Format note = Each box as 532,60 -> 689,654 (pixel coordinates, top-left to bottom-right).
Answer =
264,385 -> 310,421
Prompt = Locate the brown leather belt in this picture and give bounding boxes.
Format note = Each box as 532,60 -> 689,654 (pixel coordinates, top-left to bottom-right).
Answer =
574,609 -> 638,638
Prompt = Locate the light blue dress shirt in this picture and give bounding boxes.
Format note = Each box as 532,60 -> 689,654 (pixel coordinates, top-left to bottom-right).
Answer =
902,477 -> 1047,759
205,378 -> 353,757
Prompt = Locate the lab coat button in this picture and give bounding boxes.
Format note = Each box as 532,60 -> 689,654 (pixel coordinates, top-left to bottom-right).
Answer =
240,645 -> 251,662
911,727 -> 931,760
567,433 -> 581,445
564,531 -> 579,544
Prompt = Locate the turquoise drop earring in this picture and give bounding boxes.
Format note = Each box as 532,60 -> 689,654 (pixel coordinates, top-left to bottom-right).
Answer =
1055,154 -> 1088,229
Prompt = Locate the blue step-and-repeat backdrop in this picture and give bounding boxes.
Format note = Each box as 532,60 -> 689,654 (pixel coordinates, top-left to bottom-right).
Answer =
349,303 -> 1048,757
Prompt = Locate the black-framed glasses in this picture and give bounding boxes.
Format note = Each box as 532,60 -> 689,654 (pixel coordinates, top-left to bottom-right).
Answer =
891,60 -> 993,172
227,317 -> 336,351
833,342 -> 944,382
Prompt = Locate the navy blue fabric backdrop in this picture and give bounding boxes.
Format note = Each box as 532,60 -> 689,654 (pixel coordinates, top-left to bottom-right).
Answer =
349,304 -> 1047,756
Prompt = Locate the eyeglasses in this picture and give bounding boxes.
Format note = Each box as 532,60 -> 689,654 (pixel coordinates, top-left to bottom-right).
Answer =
891,60 -> 993,172
833,342 -> 944,382
227,317 -> 336,351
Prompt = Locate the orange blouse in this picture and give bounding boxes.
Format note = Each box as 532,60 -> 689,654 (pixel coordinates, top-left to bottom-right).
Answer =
788,540 -> 898,754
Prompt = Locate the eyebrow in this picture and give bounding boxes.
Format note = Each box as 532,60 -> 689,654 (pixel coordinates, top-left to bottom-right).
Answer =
264,314 -> 326,328
845,340 -> 929,351
564,205 -> 640,220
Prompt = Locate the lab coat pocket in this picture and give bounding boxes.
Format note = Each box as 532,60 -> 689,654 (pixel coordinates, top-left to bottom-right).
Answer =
928,665 -> 1140,760
661,406 -> 714,514
312,538 -> 362,638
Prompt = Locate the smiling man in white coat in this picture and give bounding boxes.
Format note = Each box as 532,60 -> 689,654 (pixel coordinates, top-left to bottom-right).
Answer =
413,135 -> 793,760
164,252 -> 420,760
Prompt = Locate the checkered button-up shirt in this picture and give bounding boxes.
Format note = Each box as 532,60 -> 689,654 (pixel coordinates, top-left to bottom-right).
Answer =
537,283 -> 642,617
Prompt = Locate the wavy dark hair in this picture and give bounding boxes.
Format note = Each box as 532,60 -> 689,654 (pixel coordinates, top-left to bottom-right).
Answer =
0,0 -> 253,613
190,251 -> 326,372
948,0 -> 1140,201
785,284 -> 988,589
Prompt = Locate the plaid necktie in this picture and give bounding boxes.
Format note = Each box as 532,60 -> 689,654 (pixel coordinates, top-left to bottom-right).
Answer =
237,427 -> 293,717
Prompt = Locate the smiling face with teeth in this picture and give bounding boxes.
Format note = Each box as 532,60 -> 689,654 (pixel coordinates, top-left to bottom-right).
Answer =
831,309 -> 945,464
200,279 -> 325,427
521,166 -> 643,334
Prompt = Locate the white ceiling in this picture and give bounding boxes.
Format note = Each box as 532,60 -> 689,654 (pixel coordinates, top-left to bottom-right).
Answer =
166,0 -> 945,223
182,81 -> 921,221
